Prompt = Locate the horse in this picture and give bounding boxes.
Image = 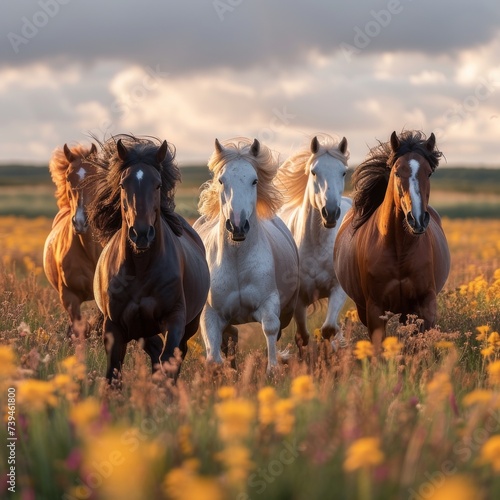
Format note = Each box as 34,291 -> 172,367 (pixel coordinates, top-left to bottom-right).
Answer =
193,137 -> 299,372
334,130 -> 450,349
43,143 -> 102,336
88,135 -> 210,382
277,134 -> 351,352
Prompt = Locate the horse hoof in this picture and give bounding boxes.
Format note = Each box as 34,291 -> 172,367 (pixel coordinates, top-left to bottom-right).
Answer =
331,334 -> 348,352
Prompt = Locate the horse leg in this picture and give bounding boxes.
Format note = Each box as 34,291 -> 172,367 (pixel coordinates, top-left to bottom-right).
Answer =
294,297 -> 310,353
199,304 -> 225,364
366,300 -> 386,355
420,291 -> 438,331
103,318 -> 127,383
222,325 -> 238,369
180,313 -> 203,359
255,294 -> 281,373
322,285 -> 348,350
61,287 -> 86,339
143,335 -> 165,372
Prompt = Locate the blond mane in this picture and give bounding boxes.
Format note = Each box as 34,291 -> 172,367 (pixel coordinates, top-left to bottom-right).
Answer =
48,144 -> 95,210
198,137 -> 283,220
276,134 -> 349,211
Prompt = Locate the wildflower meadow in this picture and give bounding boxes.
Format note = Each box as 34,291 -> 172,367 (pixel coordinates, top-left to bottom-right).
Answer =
1,216 -> 500,500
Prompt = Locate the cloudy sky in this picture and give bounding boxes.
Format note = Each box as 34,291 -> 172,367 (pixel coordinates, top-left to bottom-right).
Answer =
1,0 -> 499,167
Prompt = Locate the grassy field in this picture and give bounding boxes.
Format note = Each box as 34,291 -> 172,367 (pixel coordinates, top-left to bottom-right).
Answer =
0,212 -> 500,499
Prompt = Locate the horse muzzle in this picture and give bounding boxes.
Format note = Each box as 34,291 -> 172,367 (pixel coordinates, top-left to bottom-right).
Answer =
406,211 -> 430,235
128,225 -> 156,250
225,219 -> 250,241
321,205 -> 341,229
72,215 -> 89,234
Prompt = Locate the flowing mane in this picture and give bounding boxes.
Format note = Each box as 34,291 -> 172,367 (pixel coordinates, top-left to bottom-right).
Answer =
88,134 -> 182,245
277,134 -> 349,211
48,144 -> 95,210
352,130 -> 442,229
198,137 -> 283,220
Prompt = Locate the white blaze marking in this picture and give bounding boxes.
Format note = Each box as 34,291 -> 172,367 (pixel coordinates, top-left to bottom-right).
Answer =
408,159 -> 422,220
76,167 -> 86,180
136,170 -> 144,181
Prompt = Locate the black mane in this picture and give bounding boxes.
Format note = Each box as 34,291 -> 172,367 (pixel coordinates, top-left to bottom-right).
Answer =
351,130 -> 442,229
88,134 -> 183,244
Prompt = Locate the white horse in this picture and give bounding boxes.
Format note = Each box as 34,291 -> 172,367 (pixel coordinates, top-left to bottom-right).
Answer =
194,137 -> 299,371
276,134 -> 351,351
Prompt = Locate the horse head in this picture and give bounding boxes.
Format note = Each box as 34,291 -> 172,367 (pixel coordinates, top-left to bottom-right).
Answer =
307,136 -> 348,228
390,131 -> 436,235
216,138 -> 260,242
117,139 -> 167,251
64,143 -> 97,234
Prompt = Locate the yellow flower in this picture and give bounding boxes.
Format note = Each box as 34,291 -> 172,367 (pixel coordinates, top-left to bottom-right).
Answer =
257,386 -> 277,426
0,345 -> 17,378
273,398 -> 295,435
52,373 -> 80,401
476,325 -> 490,341
434,340 -> 455,349
83,426 -> 162,500
69,397 -> 101,431
462,389 -> 494,407
178,424 -> 194,456
344,437 -> 384,472
487,360 -> 500,385
163,462 -> 223,500
353,340 -> 374,360
290,375 -> 316,403
60,355 -> 86,381
481,346 -> 495,358
382,337 -> 403,359
215,398 -> 255,443
217,386 -> 236,400
427,475 -> 482,500
480,435 -> 500,472
427,372 -> 453,402
17,379 -> 57,411
313,328 -> 322,341
216,444 -> 254,487
345,309 -> 359,323
487,331 -> 500,348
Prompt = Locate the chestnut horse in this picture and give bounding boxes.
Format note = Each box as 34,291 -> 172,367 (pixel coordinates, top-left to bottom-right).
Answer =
89,135 -> 210,381
334,130 -> 450,348
43,143 -> 102,335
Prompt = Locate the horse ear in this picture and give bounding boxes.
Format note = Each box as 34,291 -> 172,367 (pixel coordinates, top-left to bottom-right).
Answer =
311,136 -> 320,154
338,136 -> 348,155
63,144 -> 75,163
90,143 -> 97,155
156,140 -> 169,164
250,139 -> 260,157
117,139 -> 128,161
426,132 -> 436,152
390,131 -> 400,152
214,138 -> 223,154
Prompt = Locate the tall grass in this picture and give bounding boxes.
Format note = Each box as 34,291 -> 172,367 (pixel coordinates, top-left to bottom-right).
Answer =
0,217 -> 500,499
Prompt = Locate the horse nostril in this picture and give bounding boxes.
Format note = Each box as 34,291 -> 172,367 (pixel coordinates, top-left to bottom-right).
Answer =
225,219 -> 234,232
71,216 -> 76,226
335,206 -> 341,221
321,207 -> 328,219
423,211 -> 430,229
407,211 -> 416,227
243,220 -> 250,233
128,227 -> 138,242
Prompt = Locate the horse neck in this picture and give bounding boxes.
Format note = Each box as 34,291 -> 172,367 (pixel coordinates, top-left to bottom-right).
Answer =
296,197 -> 325,246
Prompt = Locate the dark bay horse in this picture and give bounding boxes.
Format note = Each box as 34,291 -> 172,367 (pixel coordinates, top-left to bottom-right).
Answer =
89,135 -> 210,381
43,143 -> 102,335
334,131 -> 450,349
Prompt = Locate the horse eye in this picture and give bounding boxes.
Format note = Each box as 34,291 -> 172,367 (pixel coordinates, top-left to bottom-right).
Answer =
119,183 -> 124,189
343,172 -> 346,178
428,172 -> 432,178
252,179 -> 258,186
311,171 -> 316,176
157,184 -> 162,190
218,178 -> 223,185
394,172 -> 400,178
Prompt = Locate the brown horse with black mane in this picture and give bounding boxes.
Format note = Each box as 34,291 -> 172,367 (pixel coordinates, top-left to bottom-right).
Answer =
89,135 -> 210,382
43,143 -> 102,336
334,130 -> 450,349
